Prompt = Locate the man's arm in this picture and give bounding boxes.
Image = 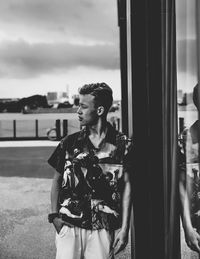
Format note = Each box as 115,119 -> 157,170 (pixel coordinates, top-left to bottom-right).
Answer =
113,170 -> 132,255
179,170 -> 200,253
50,171 -> 65,233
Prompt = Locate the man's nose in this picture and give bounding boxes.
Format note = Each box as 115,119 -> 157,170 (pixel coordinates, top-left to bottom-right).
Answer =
77,106 -> 82,114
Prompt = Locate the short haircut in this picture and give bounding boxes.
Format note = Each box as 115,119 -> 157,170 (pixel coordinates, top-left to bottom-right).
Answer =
193,84 -> 200,110
79,82 -> 113,115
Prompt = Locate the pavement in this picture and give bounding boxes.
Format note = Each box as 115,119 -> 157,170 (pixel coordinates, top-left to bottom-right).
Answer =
0,140 -> 198,259
0,140 -> 59,147
0,141 -> 131,259
0,177 -> 55,259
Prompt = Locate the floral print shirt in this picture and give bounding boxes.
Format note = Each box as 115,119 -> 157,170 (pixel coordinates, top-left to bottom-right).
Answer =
48,122 -> 132,230
179,120 -> 200,230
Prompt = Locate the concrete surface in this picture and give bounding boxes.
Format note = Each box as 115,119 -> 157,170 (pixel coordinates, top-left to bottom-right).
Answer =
0,142 -> 198,259
0,140 -> 59,147
0,176 -> 131,259
0,177 -> 55,259
0,143 -> 131,259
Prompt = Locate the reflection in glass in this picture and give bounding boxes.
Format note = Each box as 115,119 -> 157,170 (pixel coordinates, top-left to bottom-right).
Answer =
176,0 -> 200,258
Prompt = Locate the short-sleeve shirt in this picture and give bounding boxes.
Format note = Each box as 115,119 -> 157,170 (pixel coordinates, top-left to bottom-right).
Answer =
48,122 -> 132,231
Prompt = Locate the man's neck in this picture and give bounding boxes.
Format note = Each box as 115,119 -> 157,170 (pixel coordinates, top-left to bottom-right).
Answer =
87,119 -> 108,149
88,119 -> 107,137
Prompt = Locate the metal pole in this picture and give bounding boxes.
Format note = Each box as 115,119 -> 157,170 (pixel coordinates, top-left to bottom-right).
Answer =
56,119 -> 61,140
179,117 -> 184,134
35,119 -> 39,139
13,120 -> 16,139
63,119 -> 68,137
126,0 -> 135,258
126,0 -> 133,137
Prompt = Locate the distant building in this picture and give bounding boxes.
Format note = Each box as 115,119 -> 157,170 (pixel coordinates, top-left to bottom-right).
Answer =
47,92 -> 57,102
47,91 -> 70,105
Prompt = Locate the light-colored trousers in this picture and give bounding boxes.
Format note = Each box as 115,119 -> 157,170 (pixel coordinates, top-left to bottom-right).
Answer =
55,226 -> 114,259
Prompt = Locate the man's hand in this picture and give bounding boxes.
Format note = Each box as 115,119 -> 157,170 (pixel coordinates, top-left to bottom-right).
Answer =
194,210 -> 200,217
113,229 -> 128,255
52,217 -> 65,234
184,227 -> 200,253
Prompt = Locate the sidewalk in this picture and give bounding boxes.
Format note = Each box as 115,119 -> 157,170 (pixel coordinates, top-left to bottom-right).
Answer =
0,140 -> 59,147
0,143 -> 56,178
0,141 -> 196,258
0,141 -> 131,259
0,176 -> 131,259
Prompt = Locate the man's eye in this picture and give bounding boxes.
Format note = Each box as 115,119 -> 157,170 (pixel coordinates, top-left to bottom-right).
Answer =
79,103 -> 87,108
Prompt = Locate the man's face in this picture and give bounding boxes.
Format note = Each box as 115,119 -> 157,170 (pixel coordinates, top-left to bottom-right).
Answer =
77,94 -> 99,126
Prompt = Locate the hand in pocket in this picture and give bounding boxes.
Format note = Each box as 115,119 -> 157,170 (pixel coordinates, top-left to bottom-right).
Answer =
53,217 -> 65,234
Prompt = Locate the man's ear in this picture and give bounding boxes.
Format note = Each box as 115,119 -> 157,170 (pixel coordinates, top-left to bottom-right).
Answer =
97,106 -> 104,116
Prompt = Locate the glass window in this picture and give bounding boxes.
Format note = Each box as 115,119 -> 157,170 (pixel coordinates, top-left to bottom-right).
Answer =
176,0 -> 200,258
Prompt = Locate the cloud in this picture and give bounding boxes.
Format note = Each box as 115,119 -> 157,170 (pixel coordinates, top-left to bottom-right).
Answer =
0,0 -> 119,78
176,0 -> 196,39
0,0 -> 118,44
177,39 -> 198,76
0,39 -> 119,78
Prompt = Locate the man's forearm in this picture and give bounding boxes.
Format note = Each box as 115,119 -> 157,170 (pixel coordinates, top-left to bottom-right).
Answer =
112,176 -> 132,254
121,176 -> 132,232
51,172 -> 62,213
179,181 -> 193,230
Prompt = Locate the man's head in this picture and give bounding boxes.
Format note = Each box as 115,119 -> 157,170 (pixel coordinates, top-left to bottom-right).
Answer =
193,84 -> 200,111
77,82 -> 113,126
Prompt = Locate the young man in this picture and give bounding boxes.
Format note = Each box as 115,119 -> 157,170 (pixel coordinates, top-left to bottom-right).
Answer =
48,82 -> 132,259
179,84 -> 200,254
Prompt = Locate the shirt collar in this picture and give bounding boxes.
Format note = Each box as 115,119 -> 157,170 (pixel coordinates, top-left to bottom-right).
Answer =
77,122 -> 117,146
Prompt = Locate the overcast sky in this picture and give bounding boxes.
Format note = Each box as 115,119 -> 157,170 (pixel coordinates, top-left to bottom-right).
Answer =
176,0 -> 198,92
0,0 -> 121,99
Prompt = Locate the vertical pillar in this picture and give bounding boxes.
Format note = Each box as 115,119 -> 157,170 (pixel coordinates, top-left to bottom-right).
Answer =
56,119 -> 61,140
35,119 -> 39,139
179,117 -> 184,134
13,120 -> 16,139
63,119 -> 68,137
118,0 -> 128,135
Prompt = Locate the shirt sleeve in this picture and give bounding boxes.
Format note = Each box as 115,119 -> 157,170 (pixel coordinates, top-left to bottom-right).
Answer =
47,141 -> 66,174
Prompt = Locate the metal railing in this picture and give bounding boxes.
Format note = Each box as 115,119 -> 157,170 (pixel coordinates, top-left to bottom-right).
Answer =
0,119 -> 68,141
0,117 -> 121,141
